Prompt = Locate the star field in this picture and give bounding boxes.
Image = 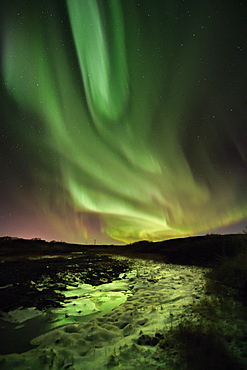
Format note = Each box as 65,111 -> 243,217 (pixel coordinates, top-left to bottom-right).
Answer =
0,0 -> 247,243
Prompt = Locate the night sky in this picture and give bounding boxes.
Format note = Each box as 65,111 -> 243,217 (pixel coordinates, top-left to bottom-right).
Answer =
0,0 -> 247,244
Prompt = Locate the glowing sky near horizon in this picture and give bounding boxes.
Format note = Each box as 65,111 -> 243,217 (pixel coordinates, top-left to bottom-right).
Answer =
0,0 -> 247,244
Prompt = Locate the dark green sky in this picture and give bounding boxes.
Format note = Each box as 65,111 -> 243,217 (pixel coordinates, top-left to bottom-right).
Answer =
0,0 -> 247,243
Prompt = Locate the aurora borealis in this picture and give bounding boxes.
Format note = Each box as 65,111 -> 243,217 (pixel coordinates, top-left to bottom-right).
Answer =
0,0 -> 247,244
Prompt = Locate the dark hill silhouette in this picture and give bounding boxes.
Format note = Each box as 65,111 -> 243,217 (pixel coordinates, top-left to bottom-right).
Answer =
0,233 -> 246,267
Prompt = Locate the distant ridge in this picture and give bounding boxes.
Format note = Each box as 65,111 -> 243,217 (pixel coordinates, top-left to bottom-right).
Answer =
0,233 -> 246,267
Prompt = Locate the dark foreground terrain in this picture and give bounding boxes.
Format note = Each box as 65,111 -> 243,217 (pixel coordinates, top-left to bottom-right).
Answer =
1,234 -> 247,368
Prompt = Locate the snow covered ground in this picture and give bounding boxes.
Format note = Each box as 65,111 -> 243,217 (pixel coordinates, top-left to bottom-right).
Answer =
0,257 -> 207,369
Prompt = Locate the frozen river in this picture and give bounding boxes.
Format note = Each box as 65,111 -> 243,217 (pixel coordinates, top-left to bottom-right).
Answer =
0,254 -> 207,369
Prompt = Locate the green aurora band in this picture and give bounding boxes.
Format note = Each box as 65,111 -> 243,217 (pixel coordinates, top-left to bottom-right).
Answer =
1,0 -> 247,243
